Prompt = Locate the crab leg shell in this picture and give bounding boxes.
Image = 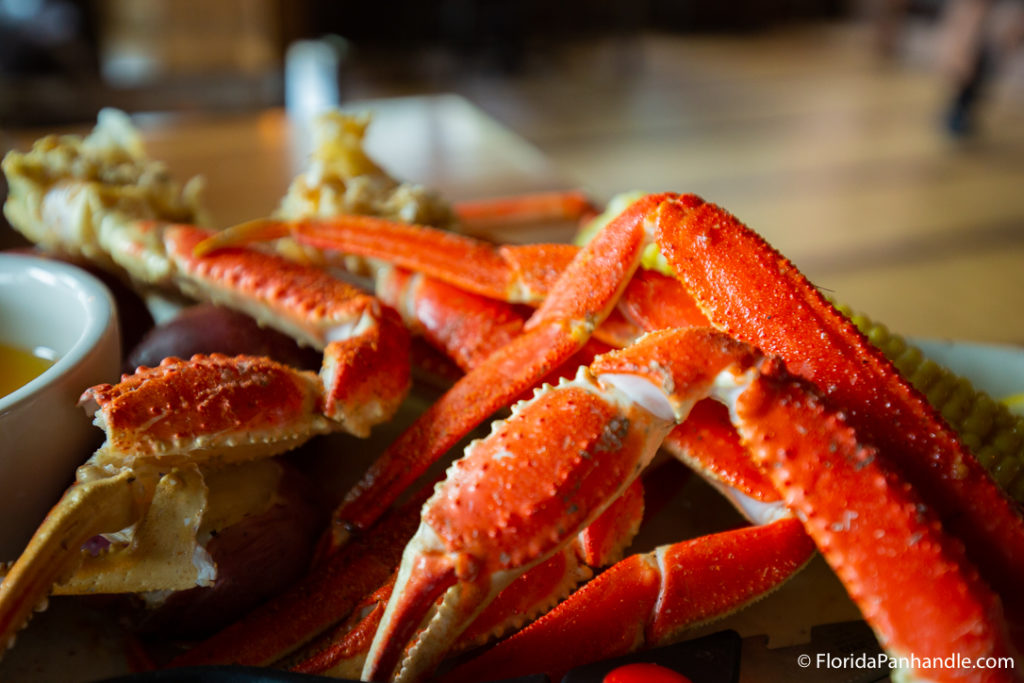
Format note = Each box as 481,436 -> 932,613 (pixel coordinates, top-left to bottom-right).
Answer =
293,480 -> 645,678
594,328 -> 1018,682
655,197 -> 1024,616
82,354 -> 332,469
663,400 -> 782,506
375,267 -> 530,373
362,376 -> 673,683
197,215 -> 579,305
165,225 -> 411,437
50,464 -> 210,595
732,361 -> 1016,682
362,328 -> 764,683
326,194 -> 674,552
0,469 -> 146,651
0,354 -> 331,653
452,190 -> 598,232
441,517 -> 815,683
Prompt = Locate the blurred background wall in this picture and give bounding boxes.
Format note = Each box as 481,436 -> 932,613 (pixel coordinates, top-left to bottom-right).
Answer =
0,0 -> 867,126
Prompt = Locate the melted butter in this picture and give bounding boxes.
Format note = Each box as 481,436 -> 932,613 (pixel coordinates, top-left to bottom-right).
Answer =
0,342 -> 55,398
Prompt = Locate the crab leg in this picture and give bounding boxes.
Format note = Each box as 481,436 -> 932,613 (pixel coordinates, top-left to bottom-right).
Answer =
196,216 -> 708,348
452,189 -> 598,232
199,215 -> 579,305
0,355 -> 331,651
366,328 -> 1015,683
293,479 -> 646,678
377,265 -> 615,385
442,517 -> 815,683
377,261 -> 775,511
654,197 -> 1024,619
319,194 -> 676,554
0,470 -> 147,648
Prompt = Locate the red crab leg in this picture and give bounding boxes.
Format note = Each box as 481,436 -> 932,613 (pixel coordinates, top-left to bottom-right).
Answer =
197,215 -> 579,305
293,480 -> 646,678
377,266 -> 614,386
442,517 -> 815,683
378,262 -> 769,508
663,400 -> 782,506
321,193 -> 677,554
655,197 -> 1024,617
167,482 -> 432,669
452,190 -> 598,232
377,263 -> 770,510
375,266 -> 530,373
366,327 -> 1015,683
165,226 -> 410,437
360,328 -> 753,682
194,215 -> 708,347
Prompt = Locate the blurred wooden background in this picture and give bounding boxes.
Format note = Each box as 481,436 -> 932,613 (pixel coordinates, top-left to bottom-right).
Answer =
2,0 -> 1024,344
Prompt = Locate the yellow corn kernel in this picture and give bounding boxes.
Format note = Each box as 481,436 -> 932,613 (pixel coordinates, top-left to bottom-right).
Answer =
839,302 -> 1024,504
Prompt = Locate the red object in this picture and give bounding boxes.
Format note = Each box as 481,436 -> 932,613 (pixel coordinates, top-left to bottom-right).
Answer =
603,662 -> 692,683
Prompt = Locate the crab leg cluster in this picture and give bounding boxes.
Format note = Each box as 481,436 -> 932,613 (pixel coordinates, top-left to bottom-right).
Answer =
4,111 -> 1023,683
0,112 -> 416,650
203,191 -> 1024,682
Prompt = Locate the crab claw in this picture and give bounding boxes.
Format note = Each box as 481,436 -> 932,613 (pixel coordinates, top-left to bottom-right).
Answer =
365,327 -> 1018,683
361,360 -> 681,682
0,354 -> 331,652
361,329 -> 761,683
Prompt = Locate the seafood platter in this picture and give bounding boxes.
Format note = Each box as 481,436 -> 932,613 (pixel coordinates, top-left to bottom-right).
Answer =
0,108 -> 1022,683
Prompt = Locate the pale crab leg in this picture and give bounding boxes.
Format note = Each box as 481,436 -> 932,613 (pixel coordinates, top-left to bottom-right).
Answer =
441,517 -> 815,683
365,328 -> 1015,683
0,470 -> 147,649
3,115 -> 411,439
452,189 -> 598,232
0,354 -> 331,651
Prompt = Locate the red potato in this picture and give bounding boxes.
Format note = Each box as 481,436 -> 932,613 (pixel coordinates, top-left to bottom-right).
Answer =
133,460 -> 328,640
125,304 -> 320,374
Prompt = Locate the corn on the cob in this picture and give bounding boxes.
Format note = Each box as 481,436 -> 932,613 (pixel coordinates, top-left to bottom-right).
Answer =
834,302 -> 1024,503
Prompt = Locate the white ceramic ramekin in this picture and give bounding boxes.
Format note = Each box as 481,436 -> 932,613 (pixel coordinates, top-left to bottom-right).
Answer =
0,253 -> 121,560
